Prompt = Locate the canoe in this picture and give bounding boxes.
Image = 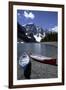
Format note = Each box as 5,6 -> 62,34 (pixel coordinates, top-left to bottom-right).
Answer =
30,54 -> 57,66
30,54 -> 55,61
19,53 -> 30,68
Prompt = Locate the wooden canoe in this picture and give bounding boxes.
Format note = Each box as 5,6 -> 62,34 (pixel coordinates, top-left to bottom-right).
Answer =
30,54 -> 57,66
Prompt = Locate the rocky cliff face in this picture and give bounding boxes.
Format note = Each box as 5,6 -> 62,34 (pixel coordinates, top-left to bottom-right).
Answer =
17,23 -> 36,42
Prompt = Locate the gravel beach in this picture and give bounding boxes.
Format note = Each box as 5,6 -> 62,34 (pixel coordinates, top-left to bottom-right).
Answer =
17,58 -> 58,80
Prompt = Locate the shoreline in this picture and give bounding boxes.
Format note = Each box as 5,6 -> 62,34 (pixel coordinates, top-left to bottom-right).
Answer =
42,42 -> 57,47
17,41 -> 57,47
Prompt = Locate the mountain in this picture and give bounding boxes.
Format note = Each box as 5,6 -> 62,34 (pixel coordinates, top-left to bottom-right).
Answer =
23,23 -> 45,35
49,26 -> 58,33
17,23 -> 57,42
17,23 -> 36,42
18,23 -> 46,42
23,23 -> 46,42
25,23 -> 37,35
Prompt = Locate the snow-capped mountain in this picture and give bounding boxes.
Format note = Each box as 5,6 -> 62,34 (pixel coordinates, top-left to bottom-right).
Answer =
18,22 -> 57,42
22,23 -> 46,42
25,23 -> 37,35
18,23 -> 45,42
23,23 -> 44,34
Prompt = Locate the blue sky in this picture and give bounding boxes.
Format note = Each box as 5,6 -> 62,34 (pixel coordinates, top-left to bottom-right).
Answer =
17,10 -> 58,30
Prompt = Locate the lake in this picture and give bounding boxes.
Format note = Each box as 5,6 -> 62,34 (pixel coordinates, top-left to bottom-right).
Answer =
17,43 -> 57,59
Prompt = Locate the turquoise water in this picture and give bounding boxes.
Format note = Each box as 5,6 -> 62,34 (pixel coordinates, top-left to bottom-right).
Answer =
17,43 -> 57,59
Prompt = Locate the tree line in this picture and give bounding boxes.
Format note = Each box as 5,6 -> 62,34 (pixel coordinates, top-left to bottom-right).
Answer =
41,32 -> 57,42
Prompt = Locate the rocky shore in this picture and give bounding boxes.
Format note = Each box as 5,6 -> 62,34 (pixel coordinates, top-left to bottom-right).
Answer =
17,58 -> 58,80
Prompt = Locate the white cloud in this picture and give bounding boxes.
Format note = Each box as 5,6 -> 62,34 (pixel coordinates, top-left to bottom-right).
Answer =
29,12 -> 35,19
24,11 -> 29,18
23,11 -> 35,19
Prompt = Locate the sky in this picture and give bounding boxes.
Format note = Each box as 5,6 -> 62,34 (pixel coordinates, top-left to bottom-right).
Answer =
17,10 -> 58,31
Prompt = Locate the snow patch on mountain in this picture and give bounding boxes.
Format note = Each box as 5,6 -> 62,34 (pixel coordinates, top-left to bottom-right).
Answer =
34,35 -> 42,42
